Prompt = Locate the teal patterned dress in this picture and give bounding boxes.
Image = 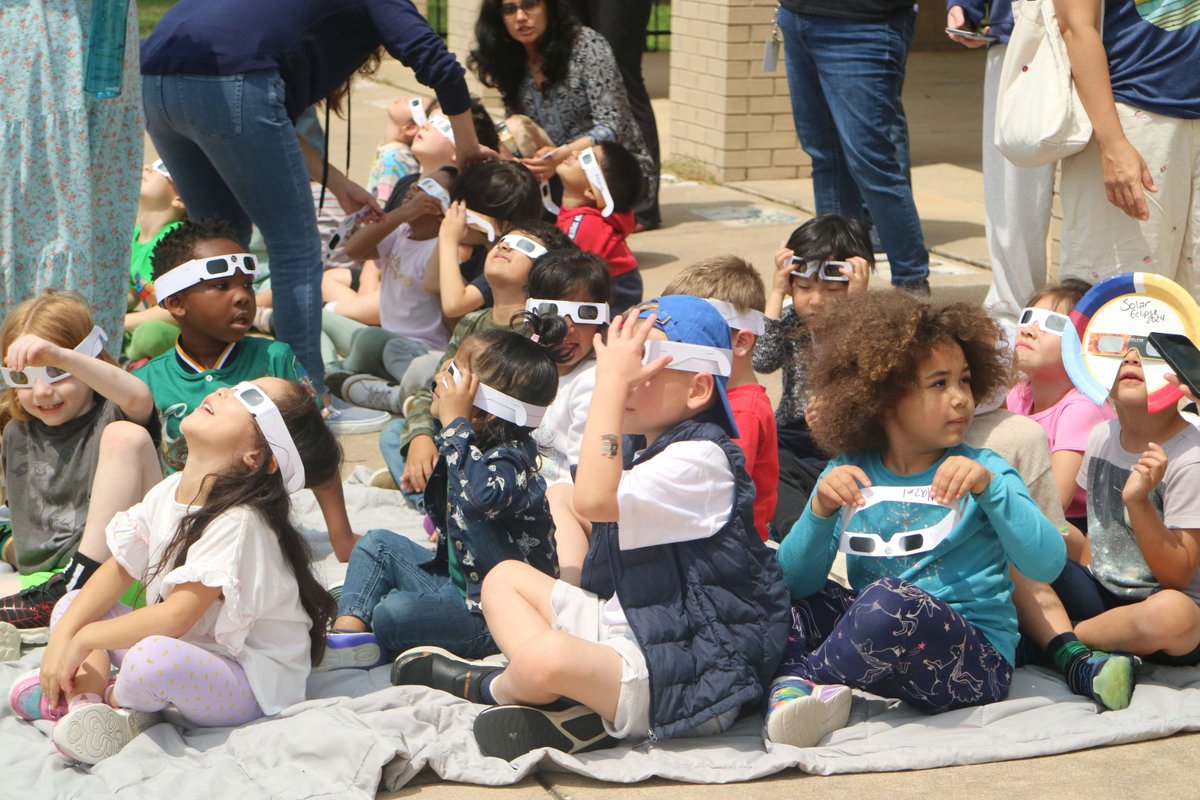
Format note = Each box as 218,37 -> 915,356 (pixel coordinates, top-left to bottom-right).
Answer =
0,0 -> 143,351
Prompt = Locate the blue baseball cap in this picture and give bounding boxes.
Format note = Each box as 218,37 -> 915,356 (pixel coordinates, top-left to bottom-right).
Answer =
637,295 -> 740,438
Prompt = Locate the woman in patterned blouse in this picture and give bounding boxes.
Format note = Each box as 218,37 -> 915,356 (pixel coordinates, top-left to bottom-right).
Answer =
468,0 -> 658,226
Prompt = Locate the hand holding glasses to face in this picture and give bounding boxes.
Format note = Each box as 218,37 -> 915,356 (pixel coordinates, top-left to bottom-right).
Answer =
790,258 -> 852,283
0,327 -> 107,389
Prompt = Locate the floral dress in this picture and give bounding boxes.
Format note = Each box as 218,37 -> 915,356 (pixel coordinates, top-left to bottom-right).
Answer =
0,0 -> 143,350
507,27 -> 657,212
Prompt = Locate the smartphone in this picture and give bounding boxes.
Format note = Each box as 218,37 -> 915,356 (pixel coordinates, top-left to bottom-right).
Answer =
945,27 -> 998,42
1148,332 -> 1200,397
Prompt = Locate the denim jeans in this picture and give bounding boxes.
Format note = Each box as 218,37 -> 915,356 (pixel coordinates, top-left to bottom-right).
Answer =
778,8 -> 929,285
339,530 -> 495,658
142,69 -> 328,393
380,417 -> 428,511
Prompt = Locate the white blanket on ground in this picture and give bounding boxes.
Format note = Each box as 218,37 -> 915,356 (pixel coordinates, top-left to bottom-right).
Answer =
3,478 -> 1199,796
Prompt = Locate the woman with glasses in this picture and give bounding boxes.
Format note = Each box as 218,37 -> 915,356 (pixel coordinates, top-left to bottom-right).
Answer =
140,0 -> 495,399
468,0 -> 658,229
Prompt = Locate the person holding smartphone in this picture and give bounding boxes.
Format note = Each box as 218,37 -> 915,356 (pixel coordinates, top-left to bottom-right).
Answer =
946,0 -> 1056,327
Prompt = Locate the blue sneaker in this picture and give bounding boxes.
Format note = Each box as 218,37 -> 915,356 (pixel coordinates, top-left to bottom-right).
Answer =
324,396 -> 390,434
315,631 -> 388,672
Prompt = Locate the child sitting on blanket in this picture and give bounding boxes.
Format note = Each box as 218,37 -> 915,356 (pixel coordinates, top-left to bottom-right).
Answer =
392,296 -> 791,761
319,317 -> 563,670
1046,347 -> 1200,665
665,256 -> 779,542
0,290 -> 160,633
767,291 -> 1066,748
527,250 -> 612,585
9,378 -> 337,765
1007,278 -> 1112,540
134,219 -> 359,562
752,215 -> 873,538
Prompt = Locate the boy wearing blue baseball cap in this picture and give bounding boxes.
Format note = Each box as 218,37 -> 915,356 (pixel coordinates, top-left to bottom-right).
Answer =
392,295 -> 791,759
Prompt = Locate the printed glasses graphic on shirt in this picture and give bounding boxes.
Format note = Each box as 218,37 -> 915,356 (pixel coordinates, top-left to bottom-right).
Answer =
838,486 -> 964,558
152,253 -> 259,305
525,298 -> 610,325
0,326 -> 107,388
1086,332 -> 1163,361
790,258 -> 852,283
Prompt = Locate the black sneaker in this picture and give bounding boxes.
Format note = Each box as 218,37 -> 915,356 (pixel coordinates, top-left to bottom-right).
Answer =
390,646 -> 503,704
473,704 -> 618,761
0,574 -> 66,630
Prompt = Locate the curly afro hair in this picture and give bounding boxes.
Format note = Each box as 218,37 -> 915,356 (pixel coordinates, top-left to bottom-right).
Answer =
807,291 -> 1011,457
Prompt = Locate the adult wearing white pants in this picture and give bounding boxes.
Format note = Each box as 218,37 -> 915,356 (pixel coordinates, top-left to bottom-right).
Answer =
947,1 -> 1055,324
1055,0 -> 1199,295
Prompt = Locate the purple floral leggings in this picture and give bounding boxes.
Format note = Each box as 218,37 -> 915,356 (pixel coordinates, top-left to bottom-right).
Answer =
51,591 -> 263,727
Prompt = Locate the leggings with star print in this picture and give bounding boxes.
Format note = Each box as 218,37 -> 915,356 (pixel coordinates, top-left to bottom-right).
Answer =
51,590 -> 263,727
776,577 -> 1013,713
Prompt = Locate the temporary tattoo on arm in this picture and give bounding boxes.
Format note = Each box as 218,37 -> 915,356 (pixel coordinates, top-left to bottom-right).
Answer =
600,434 -> 619,458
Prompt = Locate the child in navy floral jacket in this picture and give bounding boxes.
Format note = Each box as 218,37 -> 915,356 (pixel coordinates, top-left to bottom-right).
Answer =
317,316 -> 566,669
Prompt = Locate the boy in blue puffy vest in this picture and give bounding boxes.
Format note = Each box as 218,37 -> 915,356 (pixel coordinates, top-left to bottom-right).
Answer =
392,295 -> 791,759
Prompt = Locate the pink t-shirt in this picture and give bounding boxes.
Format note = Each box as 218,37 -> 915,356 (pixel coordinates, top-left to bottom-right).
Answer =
1006,382 -> 1115,519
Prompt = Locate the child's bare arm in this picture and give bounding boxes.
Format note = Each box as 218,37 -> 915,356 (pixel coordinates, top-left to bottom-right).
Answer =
4,334 -> 155,425
574,314 -> 670,523
312,478 -> 358,562
437,202 -> 485,317
1123,443 -> 1200,588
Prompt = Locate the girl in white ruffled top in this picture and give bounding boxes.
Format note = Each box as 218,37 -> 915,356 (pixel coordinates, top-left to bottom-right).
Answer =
10,377 -> 338,765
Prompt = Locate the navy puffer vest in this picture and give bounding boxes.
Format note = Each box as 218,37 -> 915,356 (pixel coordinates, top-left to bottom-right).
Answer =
581,418 -> 791,740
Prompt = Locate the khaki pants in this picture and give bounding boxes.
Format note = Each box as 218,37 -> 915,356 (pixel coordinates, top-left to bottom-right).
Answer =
1060,103 -> 1199,296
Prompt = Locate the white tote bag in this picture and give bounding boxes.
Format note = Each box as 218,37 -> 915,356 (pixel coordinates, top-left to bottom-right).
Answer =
994,0 -> 1094,168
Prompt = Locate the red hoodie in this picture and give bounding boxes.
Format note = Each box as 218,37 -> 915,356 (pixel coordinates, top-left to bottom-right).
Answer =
557,206 -> 637,277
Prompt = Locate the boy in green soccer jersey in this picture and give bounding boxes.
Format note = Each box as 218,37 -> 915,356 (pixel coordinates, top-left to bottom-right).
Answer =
136,219 -> 361,561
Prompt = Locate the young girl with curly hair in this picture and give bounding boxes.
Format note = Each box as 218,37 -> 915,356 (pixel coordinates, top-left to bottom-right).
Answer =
764,292 -> 1067,748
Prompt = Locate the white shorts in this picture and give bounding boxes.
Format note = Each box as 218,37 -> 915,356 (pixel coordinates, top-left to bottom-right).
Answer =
550,580 -> 650,740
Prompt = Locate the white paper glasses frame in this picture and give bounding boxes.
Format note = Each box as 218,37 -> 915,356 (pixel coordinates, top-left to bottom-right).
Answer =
540,181 -> 560,215
415,178 -> 496,242
790,259 -> 852,283
446,362 -> 547,427
154,253 -> 259,305
0,326 -> 108,388
498,234 -> 547,260
642,339 -> 733,377
838,485 -> 964,558
409,97 -> 428,128
705,298 -> 766,336
429,114 -> 456,146
579,147 -> 615,218
150,159 -> 171,179
525,298 -> 611,325
231,382 -> 306,494
1018,306 -> 1070,337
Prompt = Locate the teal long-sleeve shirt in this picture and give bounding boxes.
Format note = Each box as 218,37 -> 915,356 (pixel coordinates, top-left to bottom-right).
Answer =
777,444 -> 1065,664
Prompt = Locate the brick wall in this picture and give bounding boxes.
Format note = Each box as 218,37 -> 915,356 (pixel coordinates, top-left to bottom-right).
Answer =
669,0 -> 810,182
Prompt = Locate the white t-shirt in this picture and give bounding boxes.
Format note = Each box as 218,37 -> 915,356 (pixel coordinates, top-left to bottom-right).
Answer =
106,472 -> 312,715
377,224 -> 448,350
601,439 -> 736,627
534,359 -> 596,487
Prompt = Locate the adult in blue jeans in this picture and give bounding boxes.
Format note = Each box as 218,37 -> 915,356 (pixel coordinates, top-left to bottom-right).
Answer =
777,1 -> 931,291
140,0 -> 494,398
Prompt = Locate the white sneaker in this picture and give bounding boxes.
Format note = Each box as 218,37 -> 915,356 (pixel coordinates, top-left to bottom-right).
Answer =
325,396 -> 390,434
368,467 -> 398,491
763,677 -> 851,748
52,704 -> 161,764
342,374 -> 406,415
